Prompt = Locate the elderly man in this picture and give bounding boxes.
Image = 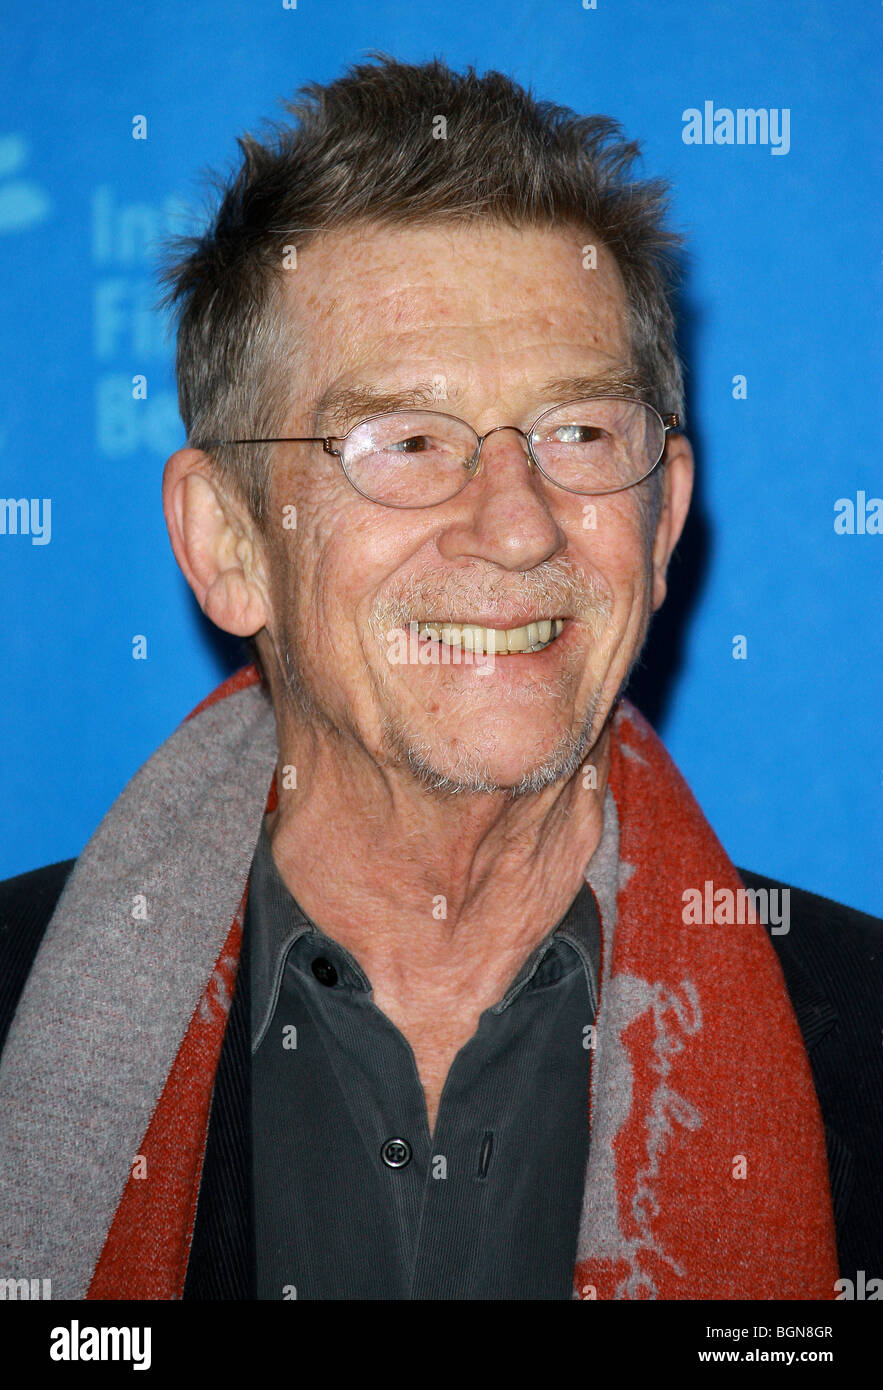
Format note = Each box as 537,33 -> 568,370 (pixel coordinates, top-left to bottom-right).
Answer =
1,56 -> 880,1304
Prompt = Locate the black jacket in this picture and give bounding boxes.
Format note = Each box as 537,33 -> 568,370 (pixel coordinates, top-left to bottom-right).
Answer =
1,859 -> 880,1297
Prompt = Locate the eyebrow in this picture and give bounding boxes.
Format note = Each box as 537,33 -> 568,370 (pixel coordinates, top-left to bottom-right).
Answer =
313,367 -> 650,433
314,382 -> 457,433
540,369 -> 651,402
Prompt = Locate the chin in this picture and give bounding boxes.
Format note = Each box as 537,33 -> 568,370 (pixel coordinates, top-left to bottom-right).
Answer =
388,722 -> 597,800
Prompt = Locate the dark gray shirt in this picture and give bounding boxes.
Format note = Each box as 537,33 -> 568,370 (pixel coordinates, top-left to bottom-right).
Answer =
248,819 -> 601,1300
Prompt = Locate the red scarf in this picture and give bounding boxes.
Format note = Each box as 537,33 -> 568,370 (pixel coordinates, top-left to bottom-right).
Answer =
88,666 -> 838,1299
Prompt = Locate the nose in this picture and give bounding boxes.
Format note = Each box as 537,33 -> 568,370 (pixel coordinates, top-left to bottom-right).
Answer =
435,424 -> 566,573
474,422 -> 534,461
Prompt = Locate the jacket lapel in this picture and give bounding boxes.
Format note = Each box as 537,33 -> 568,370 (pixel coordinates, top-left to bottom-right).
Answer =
183,912 -> 254,1299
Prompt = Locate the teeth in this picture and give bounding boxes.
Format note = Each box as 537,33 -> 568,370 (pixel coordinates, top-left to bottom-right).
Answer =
416,618 -> 565,654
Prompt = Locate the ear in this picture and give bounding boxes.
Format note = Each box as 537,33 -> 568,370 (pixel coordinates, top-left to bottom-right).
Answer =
650,433 -> 694,612
162,448 -> 271,637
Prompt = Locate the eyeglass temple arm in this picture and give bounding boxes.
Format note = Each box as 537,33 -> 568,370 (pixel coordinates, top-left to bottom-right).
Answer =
192,436 -> 339,451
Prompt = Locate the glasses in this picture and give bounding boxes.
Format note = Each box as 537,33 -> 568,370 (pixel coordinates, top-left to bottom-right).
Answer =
196,396 -> 679,509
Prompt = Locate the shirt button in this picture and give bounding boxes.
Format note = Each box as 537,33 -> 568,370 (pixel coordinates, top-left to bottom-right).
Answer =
381,1137 -> 412,1169
311,956 -> 338,987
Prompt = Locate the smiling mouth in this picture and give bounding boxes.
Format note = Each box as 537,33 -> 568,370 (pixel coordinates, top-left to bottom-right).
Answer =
413,618 -> 566,655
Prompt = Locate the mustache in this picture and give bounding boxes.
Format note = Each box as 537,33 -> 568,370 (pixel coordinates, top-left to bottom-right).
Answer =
368,557 -> 613,637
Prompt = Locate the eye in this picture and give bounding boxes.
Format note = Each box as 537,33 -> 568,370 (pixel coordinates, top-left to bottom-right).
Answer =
387,435 -> 432,453
550,424 -> 607,444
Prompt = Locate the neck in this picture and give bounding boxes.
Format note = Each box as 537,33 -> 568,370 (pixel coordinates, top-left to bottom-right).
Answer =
265,700 -> 610,964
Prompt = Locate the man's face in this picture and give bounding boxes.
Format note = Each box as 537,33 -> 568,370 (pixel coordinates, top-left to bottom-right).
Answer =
260,222 -> 667,794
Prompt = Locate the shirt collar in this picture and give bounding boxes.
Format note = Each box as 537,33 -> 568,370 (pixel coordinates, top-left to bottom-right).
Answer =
249,804 -> 612,1051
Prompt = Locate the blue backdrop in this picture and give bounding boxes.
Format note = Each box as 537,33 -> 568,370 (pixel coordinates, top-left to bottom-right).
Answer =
1,0 -> 880,915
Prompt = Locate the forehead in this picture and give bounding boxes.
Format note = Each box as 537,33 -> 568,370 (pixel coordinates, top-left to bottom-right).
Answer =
280,221 -> 633,409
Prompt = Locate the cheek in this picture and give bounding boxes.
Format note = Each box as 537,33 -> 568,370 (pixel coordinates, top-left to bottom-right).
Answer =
272,482 -> 427,640
571,496 -> 653,606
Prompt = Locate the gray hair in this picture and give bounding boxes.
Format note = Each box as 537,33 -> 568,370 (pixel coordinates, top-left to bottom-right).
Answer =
159,52 -> 685,529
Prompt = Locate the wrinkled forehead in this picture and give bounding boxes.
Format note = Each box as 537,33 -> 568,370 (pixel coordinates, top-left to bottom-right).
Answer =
277,221 -> 634,411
